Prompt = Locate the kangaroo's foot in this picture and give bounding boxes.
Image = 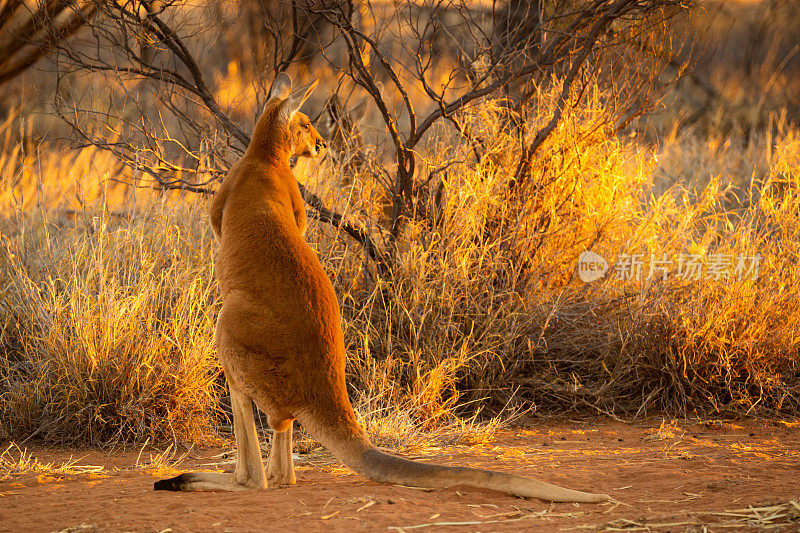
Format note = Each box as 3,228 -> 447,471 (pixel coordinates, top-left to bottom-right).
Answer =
155,384 -> 268,492
154,472 -> 252,491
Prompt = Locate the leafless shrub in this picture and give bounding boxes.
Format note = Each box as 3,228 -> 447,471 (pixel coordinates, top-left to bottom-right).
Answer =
0,0 -> 96,88
48,1 -> 690,278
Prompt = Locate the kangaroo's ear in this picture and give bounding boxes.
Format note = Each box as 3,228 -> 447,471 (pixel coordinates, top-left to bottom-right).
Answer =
289,79 -> 319,116
269,72 -> 292,100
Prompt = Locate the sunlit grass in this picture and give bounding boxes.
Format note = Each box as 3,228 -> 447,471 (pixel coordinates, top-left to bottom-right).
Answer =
0,442 -> 104,481
0,130 -> 222,445
2,82 -> 799,446
1,2 -> 799,447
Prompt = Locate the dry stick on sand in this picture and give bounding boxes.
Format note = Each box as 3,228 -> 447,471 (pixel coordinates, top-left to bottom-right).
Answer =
572,500 -> 800,531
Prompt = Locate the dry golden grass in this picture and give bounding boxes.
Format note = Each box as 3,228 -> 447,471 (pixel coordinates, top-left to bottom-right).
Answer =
0,1 -> 798,447
0,442 -> 103,481
0,127 -> 221,445
2,82 -> 799,446
320,86 -> 800,420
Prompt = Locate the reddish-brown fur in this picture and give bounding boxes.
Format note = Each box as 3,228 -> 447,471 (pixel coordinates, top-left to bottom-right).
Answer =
154,73 -> 608,503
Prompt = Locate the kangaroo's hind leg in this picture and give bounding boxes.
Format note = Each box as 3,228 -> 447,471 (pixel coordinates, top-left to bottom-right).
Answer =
265,418 -> 296,486
154,384 -> 266,491
230,384 -> 268,488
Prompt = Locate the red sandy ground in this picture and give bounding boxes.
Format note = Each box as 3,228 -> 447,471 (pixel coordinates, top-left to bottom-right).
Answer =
1,419 -> 799,532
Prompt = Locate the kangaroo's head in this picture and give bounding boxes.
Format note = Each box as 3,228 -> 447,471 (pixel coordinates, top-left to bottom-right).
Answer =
289,108 -> 326,159
253,73 -> 326,161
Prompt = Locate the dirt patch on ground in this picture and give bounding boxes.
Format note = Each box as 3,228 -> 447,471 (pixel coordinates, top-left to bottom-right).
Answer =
1,419 -> 799,532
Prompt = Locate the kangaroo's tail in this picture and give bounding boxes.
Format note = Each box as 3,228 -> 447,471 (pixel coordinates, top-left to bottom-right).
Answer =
296,404 -> 609,503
